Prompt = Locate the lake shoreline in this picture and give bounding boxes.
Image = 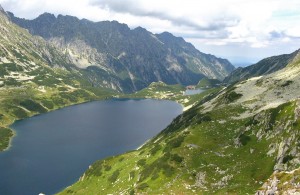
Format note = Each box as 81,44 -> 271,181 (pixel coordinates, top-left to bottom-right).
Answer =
2,95 -> 187,153
0,99 -> 183,195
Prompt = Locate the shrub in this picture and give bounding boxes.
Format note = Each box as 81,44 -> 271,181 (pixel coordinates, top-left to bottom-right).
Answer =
52,96 -> 67,106
129,189 -> 135,195
170,154 -> 184,163
150,144 -> 162,155
71,89 -> 92,99
239,134 -> 251,146
104,165 -> 112,171
4,78 -> 21,86
59,92 -> 77,102
283,155 -> 293,164
58,87 -> 68,91
161,163 -> 175,177
137,183 -> 149,190
129,171 -> 135,179
41,100 -> 54,109
281,80 -> 293,87
245,117 -> 259,127
20,99 -> 47,113
0,114 -> 3,120
137,159 -> 146,167
0,127 -> 13,151
12,107 -> 28,119
225,91 -> 242,103
85,161 -> 103,177
151,172 -> 159,180
163,135 -> 185,153
108,170 -> 120,183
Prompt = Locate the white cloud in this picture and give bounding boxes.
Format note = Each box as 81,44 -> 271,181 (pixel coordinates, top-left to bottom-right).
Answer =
0,0 -> 300,65
285,27 -> 300,38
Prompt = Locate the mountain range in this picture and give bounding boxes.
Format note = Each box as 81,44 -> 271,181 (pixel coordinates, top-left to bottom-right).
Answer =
224,49 -> 300,84
8,11 -> 234,92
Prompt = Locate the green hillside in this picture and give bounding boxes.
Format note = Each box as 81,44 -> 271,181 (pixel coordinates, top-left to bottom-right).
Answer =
59,58 -> 300,194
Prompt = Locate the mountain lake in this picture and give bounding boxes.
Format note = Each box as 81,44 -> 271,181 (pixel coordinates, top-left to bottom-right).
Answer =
184,88 -> 205,95
0,99 -> 182,195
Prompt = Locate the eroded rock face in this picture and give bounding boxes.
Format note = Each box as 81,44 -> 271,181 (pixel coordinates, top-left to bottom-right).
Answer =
294,101 -> 300,121
256,168 -> 300,195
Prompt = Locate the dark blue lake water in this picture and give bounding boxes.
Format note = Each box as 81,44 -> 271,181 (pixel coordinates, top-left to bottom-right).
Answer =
0,99 -> 182,195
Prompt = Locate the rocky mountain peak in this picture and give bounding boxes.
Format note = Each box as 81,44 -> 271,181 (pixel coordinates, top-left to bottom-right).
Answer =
36,12 -> 56,21
0,4 -> 4,12
0,4 -> 8,18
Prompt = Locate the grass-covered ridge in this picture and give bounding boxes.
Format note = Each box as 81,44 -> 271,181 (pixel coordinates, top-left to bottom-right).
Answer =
0,81 -> 118,151
58,58 -> 300,193
58,85 -> 300,194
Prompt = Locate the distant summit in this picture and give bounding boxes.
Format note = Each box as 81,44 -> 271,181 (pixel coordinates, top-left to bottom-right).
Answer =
224,49 -> 300,84
0,4 -> 8,17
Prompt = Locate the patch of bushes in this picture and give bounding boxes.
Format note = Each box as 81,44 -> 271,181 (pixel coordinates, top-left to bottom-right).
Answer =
151,172 -> 159,180
52,96 -> 67,106
137,183 -> 149,190
4,78 -> 21,86
255,79 -> 263,87
161,163 -> 175,177
129,189 -> 135,195
108,170 -> 120,183
12,107 -> 28,119
0,127 -> 13,151
129,171 -> 135,179
150,144 -> 162,155
137,159 -> 146,167
85,161 -> 103,177
283,155 -> 293,164
58,87 -> 69,91
41,100 -> 54,109
239,134 -> 251,146
20,99 -> 47,113
163,135 -> 185,153
245,117 -> 259,127
170,154 -> 184,163
139,152 -> 176,182
0,114 -> 3,120
33,76 -> 61,87
224,91 -> 243,103
104,165 -> 112,171
281,80 -> 293,87
197,113 -> 212,123
267,102 -> 291,131
59,92 -> 77,102
71,89 -> 92,100
66,189 -> 74,194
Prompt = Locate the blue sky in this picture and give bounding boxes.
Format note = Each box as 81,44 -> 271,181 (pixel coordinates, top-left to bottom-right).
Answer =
1,0 -> 300,66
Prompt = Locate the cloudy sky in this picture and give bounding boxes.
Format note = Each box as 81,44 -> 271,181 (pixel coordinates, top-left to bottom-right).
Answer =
1,0 -> 300,66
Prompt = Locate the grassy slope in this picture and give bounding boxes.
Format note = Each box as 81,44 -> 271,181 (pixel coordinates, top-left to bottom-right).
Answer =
58,81 -> 300,194
196,78 -> 221,88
